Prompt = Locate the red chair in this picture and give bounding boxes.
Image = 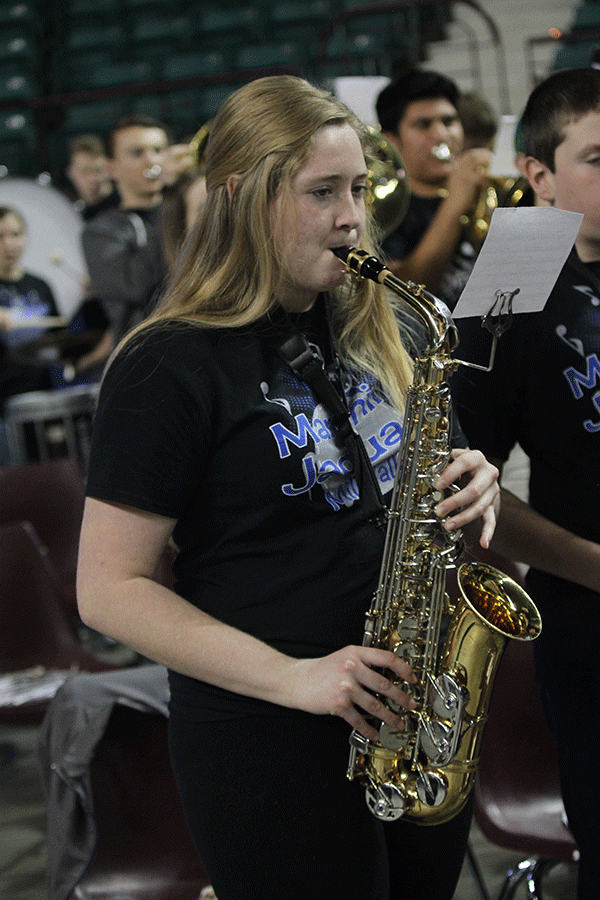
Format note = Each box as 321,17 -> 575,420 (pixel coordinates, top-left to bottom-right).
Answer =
71,704 -> 211,900
0,521 -> 118,723
470,638 -> 580,899
0,458 -> 86,620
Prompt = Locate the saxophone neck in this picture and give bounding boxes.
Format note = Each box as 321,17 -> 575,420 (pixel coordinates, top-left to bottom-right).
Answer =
387,273 -> 458,357
333,247 -> 458,355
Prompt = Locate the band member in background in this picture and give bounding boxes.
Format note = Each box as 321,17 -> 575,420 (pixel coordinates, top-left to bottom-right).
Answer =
376,68 -> 493,309
453,67 -> 600,900
77,75 -> 500,900
64,133 -> 117,220
81,114 -> 171,347
456,90 -> 498,152
0,206 -> 61,405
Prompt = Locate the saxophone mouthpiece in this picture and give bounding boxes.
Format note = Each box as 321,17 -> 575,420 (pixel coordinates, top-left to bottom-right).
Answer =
332,246 -> 351,261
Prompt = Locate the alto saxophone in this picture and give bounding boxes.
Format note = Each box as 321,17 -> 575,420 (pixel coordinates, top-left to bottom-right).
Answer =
334,247 -> 542,825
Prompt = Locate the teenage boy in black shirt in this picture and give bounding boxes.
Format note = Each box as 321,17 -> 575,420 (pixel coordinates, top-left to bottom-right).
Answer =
453,67 -> 600,900
375,68 -> 493,309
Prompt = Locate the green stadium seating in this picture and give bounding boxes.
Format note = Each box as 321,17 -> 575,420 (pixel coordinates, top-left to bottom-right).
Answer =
0,3 -> 37,28
163,51 -> 229,81
0,72 -> 36,100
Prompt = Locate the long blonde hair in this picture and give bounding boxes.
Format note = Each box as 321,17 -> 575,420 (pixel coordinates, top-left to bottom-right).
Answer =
123,75 -> 413,409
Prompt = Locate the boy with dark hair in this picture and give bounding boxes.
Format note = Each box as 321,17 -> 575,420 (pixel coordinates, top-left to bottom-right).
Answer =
81,114 -> 172,348
376,68 -> 461,134
453,66 -> 600,900
375,67 -> 493,308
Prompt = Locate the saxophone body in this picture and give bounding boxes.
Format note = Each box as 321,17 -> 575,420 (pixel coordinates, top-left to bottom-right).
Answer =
335,248 -> 542,825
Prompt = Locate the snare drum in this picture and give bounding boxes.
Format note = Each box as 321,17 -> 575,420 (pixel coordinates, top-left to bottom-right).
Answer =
5,385 -> 99,472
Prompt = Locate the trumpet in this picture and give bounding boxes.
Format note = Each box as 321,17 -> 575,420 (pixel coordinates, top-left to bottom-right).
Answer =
432,142 -> 453,162
432,143 -> 527,248
463,173 -> 528,246
143,164 -> 162,180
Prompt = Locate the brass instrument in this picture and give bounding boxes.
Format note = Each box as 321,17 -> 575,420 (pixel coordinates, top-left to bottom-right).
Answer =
465,174 -> 528,247
432,142 -> 528,249
188,120 -> 212,169
365,128 -> 409,241
333,247 -> 542,825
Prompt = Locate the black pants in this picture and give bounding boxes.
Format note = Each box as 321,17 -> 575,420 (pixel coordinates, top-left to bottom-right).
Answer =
531,572 -> 600,900
169,710 -> 472,900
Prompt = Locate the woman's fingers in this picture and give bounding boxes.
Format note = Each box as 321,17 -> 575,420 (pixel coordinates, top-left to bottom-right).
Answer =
291,646 -> 418,741
435,449 -> 499,523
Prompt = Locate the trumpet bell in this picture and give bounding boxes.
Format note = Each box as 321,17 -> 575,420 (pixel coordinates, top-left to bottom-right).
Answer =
466,175 -> 529,247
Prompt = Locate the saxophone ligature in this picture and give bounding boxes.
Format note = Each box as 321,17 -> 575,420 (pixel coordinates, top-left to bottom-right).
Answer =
333,246 -> 541,825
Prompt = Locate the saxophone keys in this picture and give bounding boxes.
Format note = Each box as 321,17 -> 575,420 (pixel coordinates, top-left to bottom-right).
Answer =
379,721 -> 409,751
365,782 -> 406,821
349,730 -> 370,754
418,719 -> 454,765
396,615 -> 419,640
416,770 -> 447,808
430,672 -> 463,718
395,641 -> 419,665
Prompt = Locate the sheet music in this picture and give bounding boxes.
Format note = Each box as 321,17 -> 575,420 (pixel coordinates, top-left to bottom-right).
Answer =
453,206 -> 583,319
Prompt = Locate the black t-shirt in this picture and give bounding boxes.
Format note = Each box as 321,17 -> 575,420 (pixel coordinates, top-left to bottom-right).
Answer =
87,306 -> 404,719
381,193 -> 477,311
452,250 -> 600,559
0,272 -> 59,349
87,296 -> 470,720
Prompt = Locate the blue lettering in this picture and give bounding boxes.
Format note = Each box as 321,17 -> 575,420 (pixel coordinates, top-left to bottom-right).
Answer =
282,453 -> 318,496
563,355 -> 600,431
323,475 -> 360,511
366,433 -> 387,463
377,454 -> 398,484
584,390 -> 600,433
380,420 -> 403,448
313,417 -> 334,441
350,397 -> 371,420
365,421 -> 402,463
270,413 -> 321,458
319,453 -> 353,477
349,389 -> 383,426
323,492 -> 342,511
564,354 -> 600,399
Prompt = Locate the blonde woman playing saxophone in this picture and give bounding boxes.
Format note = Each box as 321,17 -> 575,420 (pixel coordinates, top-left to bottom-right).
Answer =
77,75 -> 499,900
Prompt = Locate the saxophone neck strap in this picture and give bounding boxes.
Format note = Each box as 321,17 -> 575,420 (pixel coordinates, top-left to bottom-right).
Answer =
275,331 -> 387,529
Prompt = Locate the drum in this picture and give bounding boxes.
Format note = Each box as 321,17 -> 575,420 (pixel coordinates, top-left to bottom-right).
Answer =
5,385 -> 99,472
0,177 -> 89,320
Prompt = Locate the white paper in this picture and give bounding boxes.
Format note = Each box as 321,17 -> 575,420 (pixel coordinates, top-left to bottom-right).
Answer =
489,115 -> 520,176
333,76 -> 390,127
452,206 -> 583,319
